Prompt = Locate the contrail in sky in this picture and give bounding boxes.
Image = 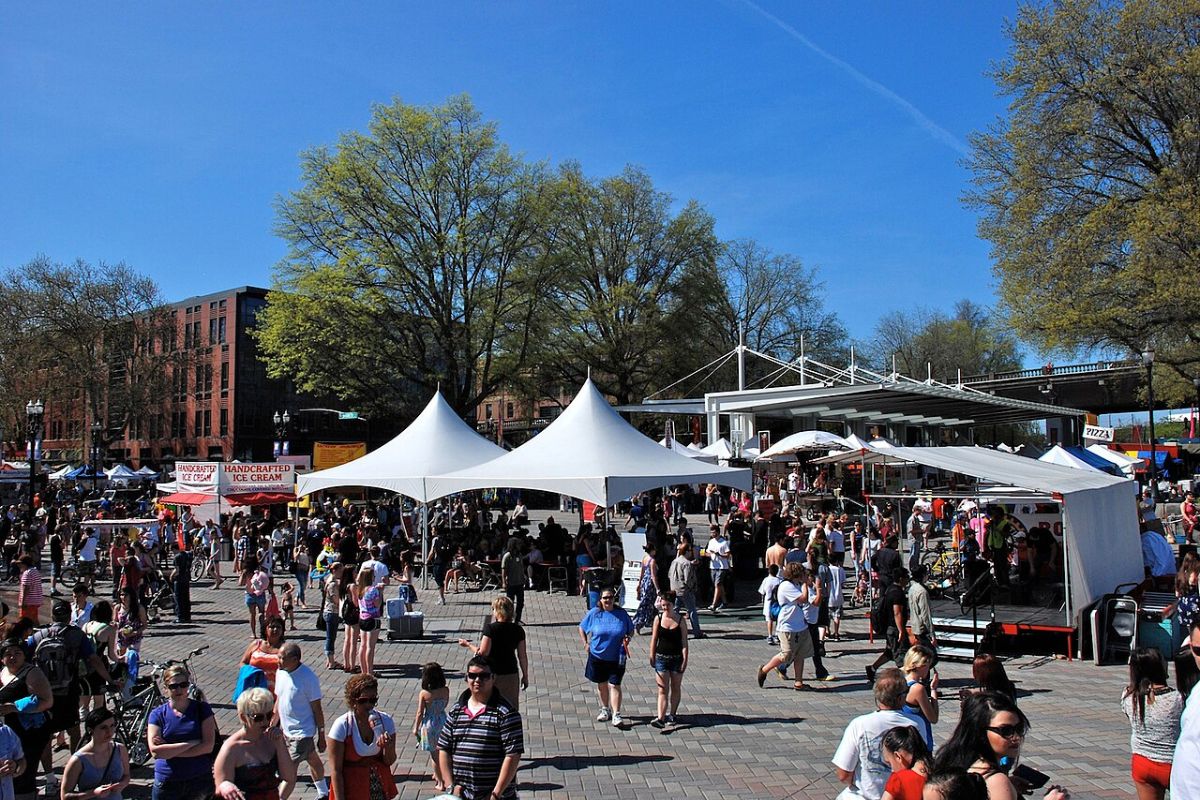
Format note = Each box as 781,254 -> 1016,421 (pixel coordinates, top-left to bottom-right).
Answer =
737,0 -> 971,156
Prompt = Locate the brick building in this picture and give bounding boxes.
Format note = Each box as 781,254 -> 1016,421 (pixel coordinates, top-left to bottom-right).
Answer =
474,384 -> 573,446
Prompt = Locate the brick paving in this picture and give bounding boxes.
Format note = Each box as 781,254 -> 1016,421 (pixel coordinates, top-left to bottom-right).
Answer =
105,551 -> 1137,800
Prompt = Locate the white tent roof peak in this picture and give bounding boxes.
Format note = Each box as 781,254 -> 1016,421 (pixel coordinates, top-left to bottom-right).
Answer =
296,390 -> 507,502
426,378 -> 751,506
760,430 -> 850,458
1038,444 -> 1101,472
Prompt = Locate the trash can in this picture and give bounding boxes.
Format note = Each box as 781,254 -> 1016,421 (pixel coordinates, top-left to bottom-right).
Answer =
221,538 -> 233,562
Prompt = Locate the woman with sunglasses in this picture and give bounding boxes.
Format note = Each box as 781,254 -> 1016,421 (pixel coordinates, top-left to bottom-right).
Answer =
326,675 -> 397,800
214,687 -> 295,800
579,587 -> 634,728
147,664 -> 216,800
60,708 -> 129,800
240,617 -> 286,695
0,637 -> 53,800
933,692 -> 1068,800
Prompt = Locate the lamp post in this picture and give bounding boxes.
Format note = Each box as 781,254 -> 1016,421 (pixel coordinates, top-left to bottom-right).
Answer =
273,410 -> 292,457
90,419 -> 103,495
25,399 -> 43,522
1142,348 -> 1157,501
1193,376 -> 1200,438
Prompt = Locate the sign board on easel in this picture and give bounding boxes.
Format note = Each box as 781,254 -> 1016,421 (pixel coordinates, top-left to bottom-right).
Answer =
1084,425 -> 1114,443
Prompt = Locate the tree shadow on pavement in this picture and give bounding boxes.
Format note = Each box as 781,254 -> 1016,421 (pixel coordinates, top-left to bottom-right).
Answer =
677,713 -> 804,730
521,754 -> 671,771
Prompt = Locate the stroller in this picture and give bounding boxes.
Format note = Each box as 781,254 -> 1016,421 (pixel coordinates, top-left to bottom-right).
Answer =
147,581 -> 176,623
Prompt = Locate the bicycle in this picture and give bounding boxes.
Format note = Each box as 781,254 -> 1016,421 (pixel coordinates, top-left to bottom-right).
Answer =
59,558 -> 109,592
109,645 -> 209,767
920,542 -> 963,597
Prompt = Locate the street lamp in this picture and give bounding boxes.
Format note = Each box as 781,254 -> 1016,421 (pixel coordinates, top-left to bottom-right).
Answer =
25,399 -> 43,521
273,410 -> 292,457
1142,348 -> 1157,502
90,419 -> 103,495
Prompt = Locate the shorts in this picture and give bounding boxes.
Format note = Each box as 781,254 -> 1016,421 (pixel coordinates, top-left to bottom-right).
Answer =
711,568 -> 727,586
1131,754 -> 1171,789
286,735 -> 316,763
885,627 -> 907,664
50,562 -> 62,580
245,593 -> 266,609
584,653 -> 626,685
654,654 -> 684,674
360,616 -> 378,632
829,605 -> 844,622
777,629 -> 815,663
49,690 -> 81,732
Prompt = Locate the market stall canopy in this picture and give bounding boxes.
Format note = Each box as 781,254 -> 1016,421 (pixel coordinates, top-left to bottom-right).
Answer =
843,433 -> 894,450
157,492 -> 213,506
813,444 -> 1140,617
135,466 -> 159,477
1086,444 -> 1143,474
759,430 -> 850,458
296,390 -> 507,502
658,438 -> 717,462
65,465 -> 105,480
1038,445 -> 1104,472
48,465 -> 75,480
426,378 -> 752,507
105,464 -> 140,480
699,438 -> 734,461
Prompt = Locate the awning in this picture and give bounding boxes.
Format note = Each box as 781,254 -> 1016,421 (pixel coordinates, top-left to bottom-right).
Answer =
158,492 -> 215,506
1135,451 -> 1169,467
224,491 -> 295,506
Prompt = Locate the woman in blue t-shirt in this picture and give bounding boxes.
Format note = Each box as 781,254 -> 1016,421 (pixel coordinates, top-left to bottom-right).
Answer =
146,664 -> 217,800
579,589 -> 634,728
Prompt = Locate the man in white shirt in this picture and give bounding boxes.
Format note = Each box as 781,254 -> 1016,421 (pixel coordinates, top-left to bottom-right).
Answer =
1172,620 -> 1200,797
274,643 -> 328,800
361,545 -> 390,586
705,526 -> 732,612
832,668 -> 917,800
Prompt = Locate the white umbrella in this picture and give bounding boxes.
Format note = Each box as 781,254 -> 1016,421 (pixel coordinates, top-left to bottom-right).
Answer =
759,430 -> 851,459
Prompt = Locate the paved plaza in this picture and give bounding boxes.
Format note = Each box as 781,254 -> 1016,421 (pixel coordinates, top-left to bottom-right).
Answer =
103,553 -> 1136,800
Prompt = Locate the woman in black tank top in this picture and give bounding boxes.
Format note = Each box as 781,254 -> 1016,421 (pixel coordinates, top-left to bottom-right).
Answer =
649,590 -> 689,729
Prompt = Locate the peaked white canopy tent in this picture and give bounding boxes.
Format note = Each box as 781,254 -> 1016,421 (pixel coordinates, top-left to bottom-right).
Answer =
297,391 -> 508,587
427,379 -> 752,507
1038,445 -> 1103,472
699,438 -> 734,461
658,438 -> 717,462
815,444 -> 1140,624
105,464 -> 141,481
758,430 -> 850,459
1086,444 -> 1143,476
296,392 -> 506,500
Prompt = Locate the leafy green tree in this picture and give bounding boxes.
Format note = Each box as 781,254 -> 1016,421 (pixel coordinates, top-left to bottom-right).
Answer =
534,163 -> 721,405
260,95 -> 554,418
966,0 -> 1200,387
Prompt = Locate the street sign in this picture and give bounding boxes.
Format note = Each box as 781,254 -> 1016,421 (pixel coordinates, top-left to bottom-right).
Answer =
338,411 -> 359,420
1083,424 -> 1114,442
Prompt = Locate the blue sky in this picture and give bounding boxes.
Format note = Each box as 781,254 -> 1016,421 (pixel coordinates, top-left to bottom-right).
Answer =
1,1 -> 1018,345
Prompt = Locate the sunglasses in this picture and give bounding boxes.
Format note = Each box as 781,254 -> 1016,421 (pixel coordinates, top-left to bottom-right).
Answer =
466,672 -> 493,681
167,682 -> 190,691
600,596 -> 615,601
987,724 -> 1027,740
356,696 -> 378,705
247,713 -> 269,723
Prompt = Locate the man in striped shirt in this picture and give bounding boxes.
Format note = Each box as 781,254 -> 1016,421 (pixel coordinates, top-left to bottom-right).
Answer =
438,655 -> 523,800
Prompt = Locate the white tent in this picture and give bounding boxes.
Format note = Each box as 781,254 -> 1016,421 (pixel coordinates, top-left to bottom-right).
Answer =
48,465 -> 75,481
700,438 -> 735,461
759,430 -> 850,458
1086,444 -> 1142,476
427,378 -> 752,506
843,433 -> 894,451
1038,445 -> 1103,472
815,444 -> 1140,621
135,466 -> 159,477
658,438 -> 717,463
296,391 -> 506,502
105,464 -> 140,481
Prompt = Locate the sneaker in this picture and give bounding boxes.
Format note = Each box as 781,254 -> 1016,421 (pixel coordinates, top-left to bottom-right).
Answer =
756,666 -> 768,688
819,673 -> 837,682
611,713 -> 624,727
596,707 -> 612,722
650,717 -> 666,729
865,665 -> 876,683
666,714 -> 676,725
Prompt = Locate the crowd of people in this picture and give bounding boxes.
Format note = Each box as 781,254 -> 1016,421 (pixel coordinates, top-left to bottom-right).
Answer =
3,477 -> 1200,799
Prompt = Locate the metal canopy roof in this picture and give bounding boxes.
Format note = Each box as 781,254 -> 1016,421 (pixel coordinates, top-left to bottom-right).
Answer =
619,380 -> 1084,427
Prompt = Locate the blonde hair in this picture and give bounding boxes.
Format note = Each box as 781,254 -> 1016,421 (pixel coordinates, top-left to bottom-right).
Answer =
491,595 -> 514,622
236,687 -> 274,719
903,645 -> 935,672
355,565 -> 374,592
162,664 -> 189,686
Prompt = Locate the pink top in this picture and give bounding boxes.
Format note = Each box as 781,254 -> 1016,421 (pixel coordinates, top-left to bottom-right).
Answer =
19,567 -> 43,608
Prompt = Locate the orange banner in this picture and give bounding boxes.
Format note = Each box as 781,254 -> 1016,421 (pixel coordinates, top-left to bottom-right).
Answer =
313,441 -> 366,470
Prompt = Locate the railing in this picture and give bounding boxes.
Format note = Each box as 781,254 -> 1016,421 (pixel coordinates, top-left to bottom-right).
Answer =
963,360 -> 1139,383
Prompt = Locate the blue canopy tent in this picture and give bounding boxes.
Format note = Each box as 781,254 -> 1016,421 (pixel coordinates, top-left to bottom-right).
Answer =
64,465 -> 105,480
1063,446 -> 1124,476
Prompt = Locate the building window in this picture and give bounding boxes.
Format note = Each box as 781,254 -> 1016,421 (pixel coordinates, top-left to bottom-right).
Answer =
209,318 -> 217,345
506,402 -> 514,419
220,361 -> 229,392
194,410 -> 202,438
203,409 -> 212,436
485,404 -> 493,420
191,320 -> 201,348
219,408 -> 228,436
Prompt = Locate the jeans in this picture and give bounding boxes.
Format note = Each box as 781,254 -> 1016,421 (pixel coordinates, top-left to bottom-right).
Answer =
152,776 -> 215,800
173,580 -> 191,622
293,569 -> 307,604
505,586 -> 525,623
674,589 -> 703,636
323,611 -> 339,656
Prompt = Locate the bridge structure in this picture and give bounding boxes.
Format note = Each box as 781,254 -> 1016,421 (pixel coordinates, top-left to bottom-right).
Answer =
961,360 -> 1147,416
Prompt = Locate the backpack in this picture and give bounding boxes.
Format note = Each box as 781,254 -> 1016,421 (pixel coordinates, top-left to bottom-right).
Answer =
769,580 -> 784,621
35,624 -> 83,694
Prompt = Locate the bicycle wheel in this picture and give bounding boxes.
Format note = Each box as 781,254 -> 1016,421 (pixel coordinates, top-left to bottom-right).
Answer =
60,566 -> 78,585
191,556 -> 206,581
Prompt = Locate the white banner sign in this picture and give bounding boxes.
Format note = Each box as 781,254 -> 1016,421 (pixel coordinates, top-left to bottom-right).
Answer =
175,462 -> 220,493
1083,425 -> 1114,442
221,463 -> 294,493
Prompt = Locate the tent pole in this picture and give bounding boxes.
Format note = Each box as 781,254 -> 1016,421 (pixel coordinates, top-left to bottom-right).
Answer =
421,503 -> 430,591
1062,505 -> 1072,631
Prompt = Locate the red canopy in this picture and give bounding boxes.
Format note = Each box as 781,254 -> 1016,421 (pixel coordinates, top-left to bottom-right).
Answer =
158,492 -> 215,506
224,491 -> 294,507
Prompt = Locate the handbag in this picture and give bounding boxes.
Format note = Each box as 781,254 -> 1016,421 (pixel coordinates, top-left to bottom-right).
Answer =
340,596 -> 357,626
316,612 -> 327,631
